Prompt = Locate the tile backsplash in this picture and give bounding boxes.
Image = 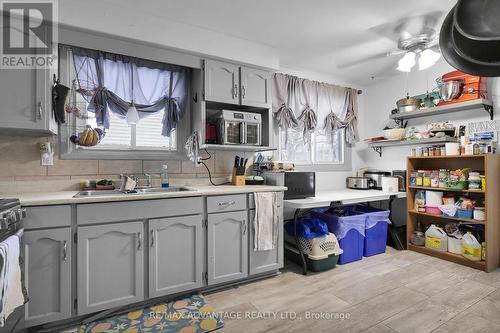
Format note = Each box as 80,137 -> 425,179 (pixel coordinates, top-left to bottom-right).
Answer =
0,135 -> 254,183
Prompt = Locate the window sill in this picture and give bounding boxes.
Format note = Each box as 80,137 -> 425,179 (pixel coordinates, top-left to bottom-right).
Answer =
60,148 -> 188,161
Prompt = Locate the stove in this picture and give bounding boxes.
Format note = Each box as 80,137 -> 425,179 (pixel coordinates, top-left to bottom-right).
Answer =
0,199 -> 25,230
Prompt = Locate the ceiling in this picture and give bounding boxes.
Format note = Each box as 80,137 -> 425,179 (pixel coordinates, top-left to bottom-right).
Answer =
100,0 -> 456,85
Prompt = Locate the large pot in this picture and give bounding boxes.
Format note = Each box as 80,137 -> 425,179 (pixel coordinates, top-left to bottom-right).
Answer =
454,0 -> 500,41
396,97 -> 421,113
438,80 -> 464,101
440,5 -> 500,77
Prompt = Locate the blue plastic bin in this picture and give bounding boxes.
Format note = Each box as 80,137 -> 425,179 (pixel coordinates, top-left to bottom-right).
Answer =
352,205 -> 391,257
311,206 -> 365,264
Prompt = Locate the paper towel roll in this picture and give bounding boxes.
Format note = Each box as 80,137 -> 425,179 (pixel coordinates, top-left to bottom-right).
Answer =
426,190 -> 443,206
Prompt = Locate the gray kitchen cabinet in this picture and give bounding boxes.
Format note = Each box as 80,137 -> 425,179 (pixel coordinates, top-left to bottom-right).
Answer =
204,59 -> 239,104
207,211 -> 248,285
77,221 -> 144,315
24,228 -> 72,327
148,215 -> 203,298
240,66 -> 271,108
248,208 -> 284,275
0,23 -> 57,134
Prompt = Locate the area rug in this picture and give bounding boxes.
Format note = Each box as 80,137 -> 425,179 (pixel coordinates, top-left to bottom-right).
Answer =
78,294 -> 224,333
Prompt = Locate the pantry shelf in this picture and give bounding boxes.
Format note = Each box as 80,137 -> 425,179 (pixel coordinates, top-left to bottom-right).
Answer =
367,137 -> 458,157
390,98 -> 494,121
408,186 -> 485,194
408,244 -> 486,270
407,154 -> 500,272
408,211 -> 485,224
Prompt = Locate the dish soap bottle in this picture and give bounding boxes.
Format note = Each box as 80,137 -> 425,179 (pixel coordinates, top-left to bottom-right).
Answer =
161,164 -> 169,188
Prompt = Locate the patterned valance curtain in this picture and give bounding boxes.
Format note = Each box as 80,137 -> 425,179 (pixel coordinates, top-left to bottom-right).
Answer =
69,45 -> 189,137
272,73 -> 359,145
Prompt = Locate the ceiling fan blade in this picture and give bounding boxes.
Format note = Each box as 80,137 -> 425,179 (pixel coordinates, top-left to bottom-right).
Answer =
426,33 -> 440,47
337,50 -> 402,69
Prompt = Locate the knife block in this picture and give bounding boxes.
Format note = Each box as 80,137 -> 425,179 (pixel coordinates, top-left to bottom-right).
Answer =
232,167 -> 246,186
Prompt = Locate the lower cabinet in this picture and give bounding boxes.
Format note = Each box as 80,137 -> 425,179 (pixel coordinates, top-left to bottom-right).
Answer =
24,228 -> 72,327
77,221 -> 144,315
248,208 -> 284,275
207,211 -> 248,285
149,215 -> 203,298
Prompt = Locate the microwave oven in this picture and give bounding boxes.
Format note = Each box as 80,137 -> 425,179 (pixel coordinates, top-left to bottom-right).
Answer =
216,110 -> 261,146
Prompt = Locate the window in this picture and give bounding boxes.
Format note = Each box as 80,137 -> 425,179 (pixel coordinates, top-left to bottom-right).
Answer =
59,44 -> 189,159
279,128 -> 343,164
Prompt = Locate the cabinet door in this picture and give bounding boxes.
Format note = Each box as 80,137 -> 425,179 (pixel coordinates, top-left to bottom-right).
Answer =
77,222 -> 144,315
240,67 -> 271,108
207,211 -> 248,285
149,215 -> 203,298
24,228 -> 71,327
0,21 -> 56,134
249,208 -> 284,275
204,59 -> 239,104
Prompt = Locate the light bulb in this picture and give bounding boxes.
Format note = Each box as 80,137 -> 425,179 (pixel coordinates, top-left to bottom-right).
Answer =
396,52 -> 416,72
126,103 -> 139,125
418,49 -> 441,71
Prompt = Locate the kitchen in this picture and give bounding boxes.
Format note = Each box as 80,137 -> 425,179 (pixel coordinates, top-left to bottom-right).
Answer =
1,1 -> 500,332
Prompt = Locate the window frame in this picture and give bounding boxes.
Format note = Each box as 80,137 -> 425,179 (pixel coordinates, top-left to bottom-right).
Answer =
277,127 -> 352,172
58,45 -> 190,161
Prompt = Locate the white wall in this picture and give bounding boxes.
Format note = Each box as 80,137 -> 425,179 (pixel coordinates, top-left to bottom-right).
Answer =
357,59 -> 500,172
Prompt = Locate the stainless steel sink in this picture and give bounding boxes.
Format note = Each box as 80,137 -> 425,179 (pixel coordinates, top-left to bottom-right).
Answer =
73,187 -> 195,198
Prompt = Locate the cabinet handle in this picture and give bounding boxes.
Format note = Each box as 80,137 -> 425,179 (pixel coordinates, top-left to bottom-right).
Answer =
137,232 -> 142,250
37,102 -> 43,120
63,241 -> 67,261
234,84 -> 238,99
150,230 -> 155,248
241,220 -> 247,235
241,85 -> 246,99
218,200 -> 236,207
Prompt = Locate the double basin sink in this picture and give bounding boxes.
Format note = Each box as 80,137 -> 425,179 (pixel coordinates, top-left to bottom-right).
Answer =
73,186 -> 195,198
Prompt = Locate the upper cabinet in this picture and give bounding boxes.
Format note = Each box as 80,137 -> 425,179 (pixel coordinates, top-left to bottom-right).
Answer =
0,22 -> 57,135
240,66 -> 271,108
203,59 -> 272,108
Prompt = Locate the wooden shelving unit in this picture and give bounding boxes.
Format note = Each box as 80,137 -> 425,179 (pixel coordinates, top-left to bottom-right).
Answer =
407,154 -> 500,272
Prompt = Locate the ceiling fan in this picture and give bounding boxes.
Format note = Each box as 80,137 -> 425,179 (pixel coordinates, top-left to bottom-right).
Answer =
337,11 -> 445,72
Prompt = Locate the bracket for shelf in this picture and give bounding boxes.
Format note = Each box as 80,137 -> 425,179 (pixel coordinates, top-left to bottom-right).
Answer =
483,104 -> 494,120
371,146 -> 382,157
394,118 -> 404,127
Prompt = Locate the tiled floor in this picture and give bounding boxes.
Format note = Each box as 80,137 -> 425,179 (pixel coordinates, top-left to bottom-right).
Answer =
204,247 -> 500,333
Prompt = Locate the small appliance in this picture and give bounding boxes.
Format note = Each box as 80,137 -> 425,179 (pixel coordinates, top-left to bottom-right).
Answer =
363,171 -> 391,190
392,170 -> 407,192
205,123 -> 217,144
263,172 -> 315,200
216,110 -> 261,146
437,71 -> 487,106
346,177 -> 373,190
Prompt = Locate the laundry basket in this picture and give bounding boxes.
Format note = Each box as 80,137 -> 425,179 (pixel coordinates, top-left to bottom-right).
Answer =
311,206 -> 366,264
284,231 -> 343,272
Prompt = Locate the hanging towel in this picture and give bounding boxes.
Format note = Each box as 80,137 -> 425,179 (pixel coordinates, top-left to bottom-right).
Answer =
253,192 -> 279,251
0,232 -> 25,327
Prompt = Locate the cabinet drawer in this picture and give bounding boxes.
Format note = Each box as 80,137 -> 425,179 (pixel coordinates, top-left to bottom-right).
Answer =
248,192 -> 283,209
23,205 -> 71,229
207,194 -> 247,213
77,197 -> 202,225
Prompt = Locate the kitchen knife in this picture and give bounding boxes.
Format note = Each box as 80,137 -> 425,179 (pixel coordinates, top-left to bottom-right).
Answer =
234,156 -> 239,168
243,158 -> 248,168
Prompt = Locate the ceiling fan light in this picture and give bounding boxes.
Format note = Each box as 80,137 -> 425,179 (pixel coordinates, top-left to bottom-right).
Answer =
397,52 -> 416,72
126,103 -> 140,125
418,49 -> 441,71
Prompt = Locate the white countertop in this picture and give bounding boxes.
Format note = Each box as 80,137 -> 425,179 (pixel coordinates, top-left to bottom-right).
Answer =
1,185 -> 287,206
284,189 -> 406,209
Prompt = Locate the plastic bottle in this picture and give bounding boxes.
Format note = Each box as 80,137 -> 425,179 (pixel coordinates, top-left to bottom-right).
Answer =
462,232 -> 482,261
161,164 -> 169,188
425,224 -> 448,252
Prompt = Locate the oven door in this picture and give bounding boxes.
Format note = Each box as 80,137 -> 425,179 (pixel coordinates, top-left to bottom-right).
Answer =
223,120 -> 244,145
244,122 -> 261,146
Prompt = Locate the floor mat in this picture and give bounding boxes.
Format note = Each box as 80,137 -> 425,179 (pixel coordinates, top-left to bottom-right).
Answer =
78,294 -> 224,333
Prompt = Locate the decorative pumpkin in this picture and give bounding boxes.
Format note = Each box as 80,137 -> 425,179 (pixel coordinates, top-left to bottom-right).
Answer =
70,125 -> 105,147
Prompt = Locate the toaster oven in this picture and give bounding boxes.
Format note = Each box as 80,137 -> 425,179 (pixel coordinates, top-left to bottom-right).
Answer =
216,110 -> 261,146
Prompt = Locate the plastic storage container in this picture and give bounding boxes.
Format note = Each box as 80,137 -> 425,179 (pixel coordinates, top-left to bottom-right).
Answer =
312,206 -> 366,264
425,224 -> 448,252
457,209 -> 473,219
350,205 -> 391,257
462,232 -> 482,261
